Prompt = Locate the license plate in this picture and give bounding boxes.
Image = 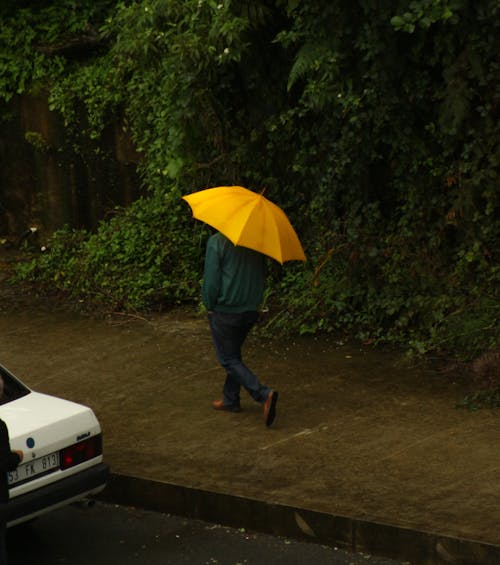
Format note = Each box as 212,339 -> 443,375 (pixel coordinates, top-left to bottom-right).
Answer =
8,452 -> 60,486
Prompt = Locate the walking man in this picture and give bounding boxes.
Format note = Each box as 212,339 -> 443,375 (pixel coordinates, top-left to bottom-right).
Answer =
202,231 -> 278,426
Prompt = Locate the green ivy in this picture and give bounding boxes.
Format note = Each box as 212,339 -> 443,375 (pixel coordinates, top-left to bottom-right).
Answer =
456,388 -> 500,411
14,189 -> 205,310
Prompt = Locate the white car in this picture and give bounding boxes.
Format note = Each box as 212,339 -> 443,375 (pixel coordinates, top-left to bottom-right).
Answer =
0,363 -> 109,526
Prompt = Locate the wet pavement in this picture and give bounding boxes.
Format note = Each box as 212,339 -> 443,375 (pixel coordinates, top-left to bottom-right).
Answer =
8,501 -> 404,565
0,290 -> 499,563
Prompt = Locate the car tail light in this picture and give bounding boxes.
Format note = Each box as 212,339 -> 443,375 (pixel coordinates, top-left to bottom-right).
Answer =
60,435 -> 102,470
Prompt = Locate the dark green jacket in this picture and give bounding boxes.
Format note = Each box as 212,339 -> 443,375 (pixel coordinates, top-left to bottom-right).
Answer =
202,233 -> 266,313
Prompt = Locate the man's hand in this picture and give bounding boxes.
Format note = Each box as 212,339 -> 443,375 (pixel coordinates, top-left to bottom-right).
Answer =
13,450 -> 23,463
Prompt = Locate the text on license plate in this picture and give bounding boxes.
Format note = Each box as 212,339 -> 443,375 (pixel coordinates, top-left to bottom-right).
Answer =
8,452 -> 60,486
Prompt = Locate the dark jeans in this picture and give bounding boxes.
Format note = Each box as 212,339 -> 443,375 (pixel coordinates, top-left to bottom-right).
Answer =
208,311 -> 270,407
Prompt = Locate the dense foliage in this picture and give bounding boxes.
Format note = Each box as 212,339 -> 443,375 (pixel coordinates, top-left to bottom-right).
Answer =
1,0 -> 498,362
16,189 -> 206,310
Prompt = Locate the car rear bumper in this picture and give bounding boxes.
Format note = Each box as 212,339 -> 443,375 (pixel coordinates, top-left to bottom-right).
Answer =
7,462 -> 110,526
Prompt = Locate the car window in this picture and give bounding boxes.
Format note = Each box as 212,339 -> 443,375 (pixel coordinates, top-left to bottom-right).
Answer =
0,365 -> 31,404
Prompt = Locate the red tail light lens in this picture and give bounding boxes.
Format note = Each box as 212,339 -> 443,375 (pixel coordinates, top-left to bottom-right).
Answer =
60,435 -> 102,470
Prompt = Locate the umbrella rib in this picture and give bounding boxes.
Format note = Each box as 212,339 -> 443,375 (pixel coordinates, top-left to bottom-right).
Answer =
222,197 -> 260,244
237,196 -> 284,263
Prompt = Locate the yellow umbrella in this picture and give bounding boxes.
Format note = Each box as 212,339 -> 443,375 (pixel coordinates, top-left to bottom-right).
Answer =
182,186 -> 306,264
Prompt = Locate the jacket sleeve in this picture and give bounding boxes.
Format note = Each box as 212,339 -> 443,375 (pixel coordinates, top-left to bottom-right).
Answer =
201,237 -> 222,311
0,420 -> 21,473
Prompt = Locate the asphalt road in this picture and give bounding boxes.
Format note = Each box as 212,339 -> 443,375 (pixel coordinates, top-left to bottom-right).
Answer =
7,502 -> 407,565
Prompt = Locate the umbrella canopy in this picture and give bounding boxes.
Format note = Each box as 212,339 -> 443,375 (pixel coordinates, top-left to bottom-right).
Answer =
182,186 -> 306,264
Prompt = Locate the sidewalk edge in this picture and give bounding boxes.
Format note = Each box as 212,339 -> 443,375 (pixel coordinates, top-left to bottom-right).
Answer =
98,473 -> 500,564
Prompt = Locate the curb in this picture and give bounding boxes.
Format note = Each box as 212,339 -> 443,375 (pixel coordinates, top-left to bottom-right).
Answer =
98,473 -> 499,564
